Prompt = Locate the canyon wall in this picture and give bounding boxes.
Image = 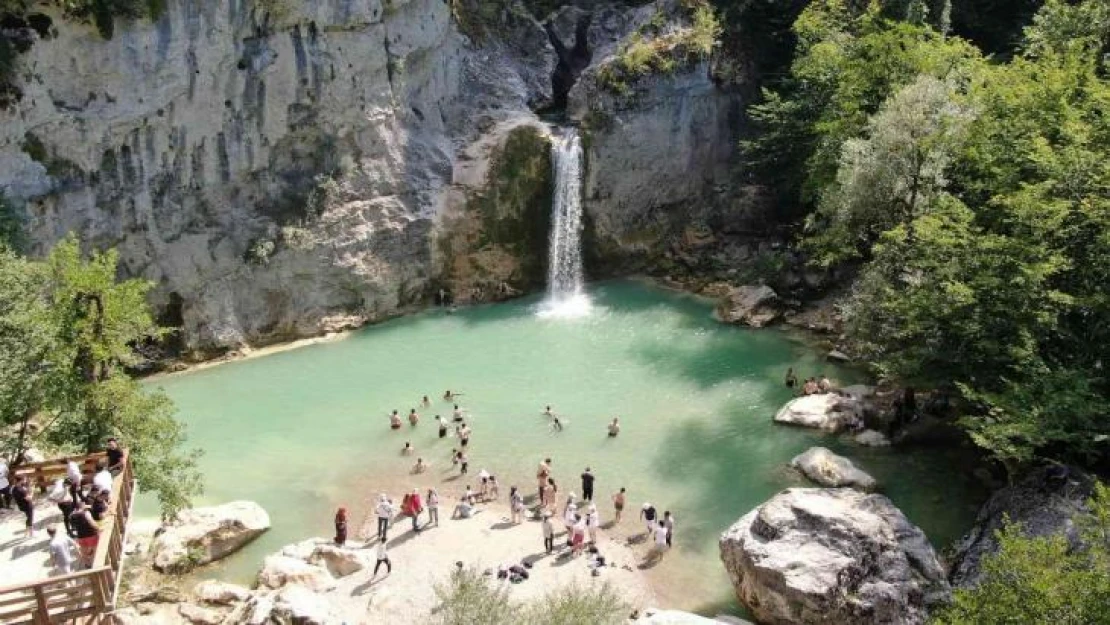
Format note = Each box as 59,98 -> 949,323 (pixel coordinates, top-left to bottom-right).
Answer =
0,0 -> 756,355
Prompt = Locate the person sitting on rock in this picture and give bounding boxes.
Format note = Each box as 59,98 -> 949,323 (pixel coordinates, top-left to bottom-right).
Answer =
802,378 -> 818,395
817,375 -> 832,394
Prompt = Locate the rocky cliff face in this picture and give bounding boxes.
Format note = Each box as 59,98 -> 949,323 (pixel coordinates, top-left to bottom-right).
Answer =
0,0 -> 758,355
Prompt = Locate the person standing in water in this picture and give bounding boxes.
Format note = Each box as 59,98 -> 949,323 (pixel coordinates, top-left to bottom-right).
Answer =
785,368 -> 798,391
612,487 -> 626,523
412,457 -> 427,474
607,418 -> 620,437
452,405 -> 464,422
402,442 -> 414,455
422,395 -> 431,408
580,467 -> 595,501
334,508 -> 348,546
436,416 -> 447,438
409,409 -> 420,426
389,410 -> 402,430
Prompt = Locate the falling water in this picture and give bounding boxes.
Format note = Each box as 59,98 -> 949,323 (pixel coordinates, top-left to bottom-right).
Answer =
538,128 -> 591,318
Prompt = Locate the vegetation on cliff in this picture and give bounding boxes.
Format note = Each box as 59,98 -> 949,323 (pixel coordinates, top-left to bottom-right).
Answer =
0,235 -> 201,517
935,482 -> 1110,624
745,0 -> 1110,476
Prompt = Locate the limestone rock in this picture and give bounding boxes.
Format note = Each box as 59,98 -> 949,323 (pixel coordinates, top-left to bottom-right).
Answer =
715,285 -> 782,328
827,350 -> 851,362
152,501 -> 271,573
257,555 -> 336,592
790,447 -> 877,491
719,488 -> 949,625
308,543 -> 369,577
854,430 -> 891,447
242,592 -> 276,625
271,584 -> 336,625
636,608 -> 753,624
279,537 -> 330,562
194,580 -> 252,606
948,465 -> 1095,588
177,603 -> 224,625
773,394 -> 861,432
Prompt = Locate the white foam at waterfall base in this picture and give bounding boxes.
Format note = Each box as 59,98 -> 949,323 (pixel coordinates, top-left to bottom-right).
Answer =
538,128 -> 592,319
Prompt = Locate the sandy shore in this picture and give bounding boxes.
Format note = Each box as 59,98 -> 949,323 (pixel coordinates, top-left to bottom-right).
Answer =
328,499 -> 658,623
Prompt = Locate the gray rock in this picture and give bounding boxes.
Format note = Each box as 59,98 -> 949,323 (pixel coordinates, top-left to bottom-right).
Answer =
714,285 -> 783,328
720,488 -> 949,625
257,555 -> 336,592
271,584 -> 335,625
193,580 -> 251,606
636,608 -> 751,624
177,603 -> 224,625
827,350 -> 851,362
854,430 -> 891,447
790,447 -> 877,491
308,543 -> 369,577
151,501 -> 271,573
948,465 -> 1095,588
773,394 -> 862,432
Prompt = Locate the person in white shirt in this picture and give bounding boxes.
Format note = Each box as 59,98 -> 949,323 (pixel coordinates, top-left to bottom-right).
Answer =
587,504 -> 600,544
0,458 -> 10,509
374,494 -> 394,542
48,526 -> 79,575
653,520 -> 669,553
66,460 -> 82,490
48,478 -> 76,536
372,541 -> 391,576
92,461 -> 112,496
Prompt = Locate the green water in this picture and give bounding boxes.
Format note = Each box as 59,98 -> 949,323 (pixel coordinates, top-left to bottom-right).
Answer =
140,280 -> 986,613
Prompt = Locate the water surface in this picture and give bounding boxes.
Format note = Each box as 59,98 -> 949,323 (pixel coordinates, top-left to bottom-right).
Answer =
141,280 -> 986,613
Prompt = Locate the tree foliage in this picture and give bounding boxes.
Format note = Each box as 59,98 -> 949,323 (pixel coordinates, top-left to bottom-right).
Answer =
934,481 -> 1110,625
0,234 -> 200,517
748,0 -> 1110,472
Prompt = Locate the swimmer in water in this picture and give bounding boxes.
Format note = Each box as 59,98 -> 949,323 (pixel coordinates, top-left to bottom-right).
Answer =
543,405 -> 554,417
436,416 -> 447,438
607,417 -> 620,437
409,409 -> 419,426
413,457 -> 426,473
551,416 -> 564,432
389,410 -> 402,430
444,390 -> 465,401
422,395 -> 431,408
402,442 -> 414,455
452,404 -> 464,421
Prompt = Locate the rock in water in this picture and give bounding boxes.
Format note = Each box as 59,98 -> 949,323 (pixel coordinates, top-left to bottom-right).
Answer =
151,501 -> 270,573
854,430 -> 891,447
714,285 -> 782,328
948,464 -> 1095,588
790,447 -> 877,491
719,488 -> 949,625
773,394 -> 861,432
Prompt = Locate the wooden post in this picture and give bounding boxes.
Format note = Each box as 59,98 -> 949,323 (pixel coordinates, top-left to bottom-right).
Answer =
33,586 -> 50,625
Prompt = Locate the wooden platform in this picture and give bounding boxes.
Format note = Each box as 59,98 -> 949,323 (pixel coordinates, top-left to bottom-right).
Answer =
0,452 -> 136,624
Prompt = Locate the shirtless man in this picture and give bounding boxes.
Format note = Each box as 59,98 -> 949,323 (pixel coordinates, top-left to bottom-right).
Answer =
452,405 -> 465,422
389,410 -> 402,429
612,487 -> 627,523
607,418 -> 620,437
408,409 -> 420,426
536,458 -> 552,502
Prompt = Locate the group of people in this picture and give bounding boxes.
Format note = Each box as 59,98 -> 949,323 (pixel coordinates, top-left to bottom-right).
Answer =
0,438 -> 125,578
784,368 -> 833,396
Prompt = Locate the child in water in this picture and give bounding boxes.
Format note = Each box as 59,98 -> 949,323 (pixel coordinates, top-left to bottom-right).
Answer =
402,442 -> 414,455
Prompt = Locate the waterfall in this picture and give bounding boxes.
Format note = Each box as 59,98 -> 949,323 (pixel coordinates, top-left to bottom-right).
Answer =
538,128 -> 591,318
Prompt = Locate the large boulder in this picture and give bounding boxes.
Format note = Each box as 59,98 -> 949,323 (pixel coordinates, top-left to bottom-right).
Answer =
308,543 -> 369,577
948,464 -> 1095,588
790,447 -> 877,491
151,501 -> 270,573
773,394 -> 862,432
854,430 -> 891,447
177,603 -> 224,625
715,285 -> 783,328
719,488 -> 949,625
257,555 -> 336,593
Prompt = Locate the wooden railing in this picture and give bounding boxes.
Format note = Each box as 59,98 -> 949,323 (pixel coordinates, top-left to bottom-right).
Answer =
0,452 -> 136,624
13,453 -> 108,492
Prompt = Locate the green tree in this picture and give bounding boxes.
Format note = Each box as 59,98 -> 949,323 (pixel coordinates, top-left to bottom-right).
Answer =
0,235 -> 201,516
934,482 -> 1110,624
806,75 -> 974,265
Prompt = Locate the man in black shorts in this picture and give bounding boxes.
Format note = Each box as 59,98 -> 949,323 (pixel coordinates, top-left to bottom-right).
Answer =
580,467 -> 595,501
